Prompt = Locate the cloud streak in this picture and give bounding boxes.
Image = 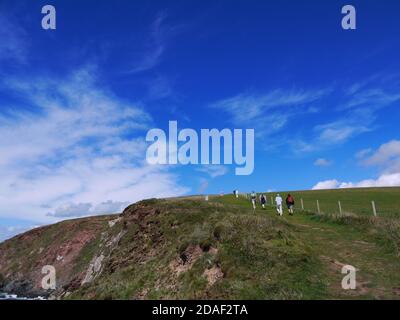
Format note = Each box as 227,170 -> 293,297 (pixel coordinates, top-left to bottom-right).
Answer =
127,13 -> 184,74
0,12 -> 28,64
314,158 -> 332,167
211,89 -> 329,137
196,165 -> 229,178
0,67 -> 189,223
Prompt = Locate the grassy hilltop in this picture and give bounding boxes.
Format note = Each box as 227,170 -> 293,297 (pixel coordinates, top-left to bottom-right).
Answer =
0,188 -> 400,300
266,187 -> 400,217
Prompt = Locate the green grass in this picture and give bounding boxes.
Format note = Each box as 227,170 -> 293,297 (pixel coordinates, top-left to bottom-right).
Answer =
215,193 -> 400,299
67,199 -> 328,300
265,187 -> 400,218
65,193 -> 400,300
2,188 -> 400,300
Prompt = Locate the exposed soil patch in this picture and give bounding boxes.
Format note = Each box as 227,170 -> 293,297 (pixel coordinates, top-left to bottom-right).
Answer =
133,287 -> 149,300
203,265 -> 224,286
170,245 -> 204,275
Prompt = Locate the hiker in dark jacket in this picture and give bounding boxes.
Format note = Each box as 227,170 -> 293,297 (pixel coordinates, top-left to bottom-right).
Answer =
260,194 -> 266,209
286,194 -> 295,215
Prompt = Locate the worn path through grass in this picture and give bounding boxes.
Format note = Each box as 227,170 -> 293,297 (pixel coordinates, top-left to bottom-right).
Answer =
214,195 -> 400,299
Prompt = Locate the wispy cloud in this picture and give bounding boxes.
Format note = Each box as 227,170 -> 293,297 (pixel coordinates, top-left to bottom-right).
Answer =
355,148 -> 372,159
0,12 -> 28,64
361,140 -> 400,174
127,12 -> 183,74
196,165 -> 229,178
314,119 -> 371,144
211,88 -> 329,137
342,87 -> 400,111
296,77 -> 400,150
0,67 -> 189,223
146,74 -> 176,100
314,158 -> 332,167
212,81 -> 398,157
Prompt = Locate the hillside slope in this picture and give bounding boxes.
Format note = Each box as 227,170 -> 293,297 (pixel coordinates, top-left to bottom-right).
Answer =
1,196 -> 400,299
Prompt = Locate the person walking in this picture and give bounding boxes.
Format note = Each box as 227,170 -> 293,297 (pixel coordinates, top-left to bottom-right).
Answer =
260,194 -> 266,209
286,194 -> 295,215
275,194 -> 283,216
251,191 -> 257,211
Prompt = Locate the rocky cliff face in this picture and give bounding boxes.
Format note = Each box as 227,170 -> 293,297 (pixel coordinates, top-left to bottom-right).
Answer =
0,214 -> 112,297
0,199 -> 188,298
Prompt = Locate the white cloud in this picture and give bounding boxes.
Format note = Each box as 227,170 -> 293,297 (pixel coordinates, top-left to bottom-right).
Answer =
47,200 -> 129,217
92,200 -> 130,215
338,174 -> 400,188
0,68 -> 189,223
312,179 -> 340,190
313,173 -> 400,190
361,140 -> 400,172
47,203 -> 92,218
318,125 -> 369,144
312,140 -> 400,190
314,158 -> 332,167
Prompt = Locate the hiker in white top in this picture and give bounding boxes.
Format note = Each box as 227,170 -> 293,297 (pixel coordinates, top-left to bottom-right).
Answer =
275,194 -> 283,216
250,191 -> 257,211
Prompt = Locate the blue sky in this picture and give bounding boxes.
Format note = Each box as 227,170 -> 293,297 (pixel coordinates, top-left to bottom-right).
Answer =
1,0 -> 400,240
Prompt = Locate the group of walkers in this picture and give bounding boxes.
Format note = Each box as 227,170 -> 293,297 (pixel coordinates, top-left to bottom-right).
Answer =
250,191 -> 295,216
